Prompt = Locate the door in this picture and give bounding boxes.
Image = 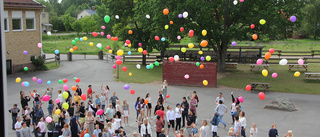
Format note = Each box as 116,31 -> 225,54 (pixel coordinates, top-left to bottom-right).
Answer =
6,60 -> 11,74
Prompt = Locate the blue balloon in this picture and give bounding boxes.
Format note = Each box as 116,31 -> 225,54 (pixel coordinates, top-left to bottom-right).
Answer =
54,50 -> 59,54
47,81 -> 51,85
128,51 -> 132,55
24,82 -> 30,87
161,37 -> 166,41
80,38 -> 83,41
84,134 -> 90,137
146,65 -> 150,69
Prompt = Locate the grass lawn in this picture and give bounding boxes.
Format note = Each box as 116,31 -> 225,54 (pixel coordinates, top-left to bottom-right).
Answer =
45,61 -> 61,70
113,63 -> 162,84
218,64 -> 320,94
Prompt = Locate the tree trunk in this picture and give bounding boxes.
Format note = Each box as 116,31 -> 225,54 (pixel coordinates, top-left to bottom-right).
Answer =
217,42 -> 228,72
142,55 -> 146,65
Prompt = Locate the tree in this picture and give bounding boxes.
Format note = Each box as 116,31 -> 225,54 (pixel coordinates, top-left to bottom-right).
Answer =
63,14 -> 76,32
300,0 -> 320,39
81,16 -> 97,34
72,20 -> 82,35
50,15 -> 65,31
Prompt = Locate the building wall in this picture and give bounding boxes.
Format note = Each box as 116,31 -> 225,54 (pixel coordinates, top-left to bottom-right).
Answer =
77,11 -> 91,20
4,8 -> 42,73
41,11 -> 49,23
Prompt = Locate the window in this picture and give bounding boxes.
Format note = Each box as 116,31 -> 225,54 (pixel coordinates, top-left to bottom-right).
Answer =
42,13 -> 46,18
26,11 -> 35,31
4,11 -> 8,32
12,11 -> 22,31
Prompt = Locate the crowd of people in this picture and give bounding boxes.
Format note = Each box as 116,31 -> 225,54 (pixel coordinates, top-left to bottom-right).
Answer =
9,80 -> 294,137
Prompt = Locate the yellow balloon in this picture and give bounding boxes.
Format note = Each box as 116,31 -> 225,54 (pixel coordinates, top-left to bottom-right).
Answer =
165,25 -> 169,30
62,91 -> 69,99
206,56 -> 211,61
181,47 -> 187,53
83,36 -> 88,41
117,50 -> 124,56
203,80 -> 208,86
262,69 -> 268,77
259,19 -> 266,25
108,50 -> 113,54
89,42 -> 93,46
69,48 -> 74,52
55,109 -> 61,114
62,103 -> 69,110
198,51 -> 203,55
128,44 -> 132,47
202,30 -> 207,36
138,48 -> 143,53
188,43 -> 194,48
294,71 -> 300,77
129,72 -> 132,76
16,77 -> 21,83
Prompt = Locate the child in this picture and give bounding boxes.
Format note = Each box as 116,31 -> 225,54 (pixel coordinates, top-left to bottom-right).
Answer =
14,116 -> 22,137
62,124 -> 71,137
159,128 -> 166,137
95,94 -> 101,106
114,114 -> 122,129
122,100 -> 129,126
35,127 -> 43,137
268,124 -> 278,137
191,123 -> 198,137
250,123 -> 258,137
100,92 -> 106,110
9,104 -> 20,130
93,124 -> 101,137
175,104 -> 183,132
110,92 -> 119,109
210,112 -> 219,137
133,132 -> 139,137
166,105 -> 176,136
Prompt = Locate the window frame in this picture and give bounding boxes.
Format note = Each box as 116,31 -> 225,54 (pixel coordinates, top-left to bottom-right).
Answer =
12,18 -> 23,32
12,11 -> 23,32
4,18 -> 9,32
26,18 -> 36,31
26,11 -> 36,31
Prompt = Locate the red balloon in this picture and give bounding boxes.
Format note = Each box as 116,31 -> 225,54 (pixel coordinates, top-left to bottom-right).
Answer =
63,79 -> 68,83
75,78 -> 80,83
114,37 -> 118,41
180,27 -> 184,32
258,92 -> 265,100
189,33 -> 194,37
122,66 -> 127,72
92,32 -> 98,37
169,57 -> 174,62
106,46 -> 110,49
246,85 -> 252,91
155,36 -> 160,41
130,90 -> 135,94
189,30 -> 194,34
116,60 -> 122,65
125,40 -> 131,44
143,50 -> 147,55
166,95 -> 170,98
81,94 -> 87,101
250,24 -> 255,29
269,48 -> 274,54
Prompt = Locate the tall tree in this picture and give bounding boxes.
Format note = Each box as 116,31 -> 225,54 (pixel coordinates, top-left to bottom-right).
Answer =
72,20 -> 82,35
63,14 -> 75,31
81,16 -> 97,34
300,0 -> 320,39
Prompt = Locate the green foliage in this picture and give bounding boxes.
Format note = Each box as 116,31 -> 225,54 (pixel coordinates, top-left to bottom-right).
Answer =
71,20 -> 83,35
299,0 -> 320,39
50,15 -> 65,31
65,4 -> 90,17
63,14 -> 76,31
93,5 -> 114,35
81,16 -> 97,33
31,56 -> 48,70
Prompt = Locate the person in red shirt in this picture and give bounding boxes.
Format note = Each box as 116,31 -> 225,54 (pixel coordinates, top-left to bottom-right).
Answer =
156,109 -> 166,127
87,85 -> 95,100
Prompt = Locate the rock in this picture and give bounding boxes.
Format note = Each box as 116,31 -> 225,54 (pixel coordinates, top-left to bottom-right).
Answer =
264,98 -> 297,112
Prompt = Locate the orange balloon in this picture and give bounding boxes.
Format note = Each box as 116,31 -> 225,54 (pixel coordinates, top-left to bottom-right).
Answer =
73,46 -> 77,51
128,30 -> 133,34
163,8 -> 169,15
145,99 -> 149,104
31,93 -> 34,96
252,34 -> 258,40
265,52 -> 271,60
170,21 -> 173,24
111,37 -> 114,41
72,86 -> 77,91
200,40 -> 208,47
199,64 -> 204,69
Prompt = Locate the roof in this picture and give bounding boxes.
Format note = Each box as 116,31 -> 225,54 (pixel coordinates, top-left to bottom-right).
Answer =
4,0 -> 45,9
84,9 -> 96,15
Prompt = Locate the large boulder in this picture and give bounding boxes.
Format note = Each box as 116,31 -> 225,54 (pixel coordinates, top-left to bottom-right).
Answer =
264,98 -> 297,112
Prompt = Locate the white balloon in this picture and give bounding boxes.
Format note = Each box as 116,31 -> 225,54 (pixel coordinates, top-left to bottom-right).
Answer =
174,55 -> 179,61
279,59 -> 288,66
146,14 -> 150,19
183,12 -> 188,18
96,43 -> 102,48
233,0 -> 238,5
136,64 -> 141,69
115,15 -> 119,19
47,31 -> 52,36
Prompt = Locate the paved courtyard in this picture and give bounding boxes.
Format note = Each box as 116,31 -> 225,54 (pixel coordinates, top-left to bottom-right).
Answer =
6,59 -> 320,136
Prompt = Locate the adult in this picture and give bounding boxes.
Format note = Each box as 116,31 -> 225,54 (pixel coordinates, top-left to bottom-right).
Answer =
239,111 -> 247,137
106,104 -> 114,123
135,97 -> 141,119
145,93 -> 152,118
36,117 -> 46,137
268,124 -> 278,137
109,92 -> 119,109
161,80 -> 168,103
9,104 -> 20,130
166,105 -> 175,137
250,123 -> 258,137
86,111 -> 95,137
199,120 -> 210,137
284,130 -> 293,137
20,93 -> 30,114
186,111 -> 195,137
181,97 -> 189,128
79,102 -> 86,129
188,94 -> 197,117
215,92 -> 224,105
140,118 -> 152,137
70,116 -> 80,137
15,116 -> 22,137
214,100 -> 227,127
101,84 -> 110,107
137,110 -> 146,133
87,85 -> 95,100
154,101 -> 164,115
156,116 -> 164,137
20,122 -> 31,137
75,84 -> 82,96
234,115 -> 242,137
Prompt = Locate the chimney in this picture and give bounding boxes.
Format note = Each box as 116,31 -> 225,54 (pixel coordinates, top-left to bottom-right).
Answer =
91,6 -> 95,10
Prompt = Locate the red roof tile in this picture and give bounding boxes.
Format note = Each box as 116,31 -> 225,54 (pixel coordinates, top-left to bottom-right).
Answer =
4,0 -> 45,9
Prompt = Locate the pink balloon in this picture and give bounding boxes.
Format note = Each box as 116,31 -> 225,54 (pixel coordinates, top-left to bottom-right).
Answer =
298,59 -> 304,65
101,26 -> 106,29
42,95 -> 50,102
139,43 -> 142,47
256,59 -> 263,65
124,43 -> 128,46
106,34 -> 111,39
63,85 -> 69,91
55,98 -> 60,104
101,32 -> 104,36
269,48 -> 275,54
240,0 -> 244,2
97,109 -> 103,115
238,96 -> 244,103
32,77 -> 37,82
37,43 -> 42,48
272,73 -> 278,78
113,64 -> 117,69
184,74 -> 189,79
116,55 -> 121,60
177,35 -> 181,40
22,82 -> 25,87
46,117 -> 52,123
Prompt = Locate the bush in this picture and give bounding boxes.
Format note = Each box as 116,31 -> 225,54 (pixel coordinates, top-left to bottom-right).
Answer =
31,56 -> 48,70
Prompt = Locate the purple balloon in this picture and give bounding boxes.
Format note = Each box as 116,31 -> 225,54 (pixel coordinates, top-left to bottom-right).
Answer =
23,51 -> 28,55
37,79 -> 42,84
123,84 -> 130,90
178,14 -> 182,18
290,16 -> 296,22
200,56 -> 205,61
231,41 -> 237,46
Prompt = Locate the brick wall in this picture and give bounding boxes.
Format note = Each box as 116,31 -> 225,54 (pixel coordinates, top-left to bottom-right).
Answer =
163,61 -> 217,87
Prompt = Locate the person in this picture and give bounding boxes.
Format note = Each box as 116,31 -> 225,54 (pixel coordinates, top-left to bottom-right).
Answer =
75,84 -> 82,96
181,97 -> 189,128
58,90 -> 64,104
95,94 -> 101,106
215,92 -> 224,105
110,118 -> 118,133
122,100 -> 129,126
284,130 -> 293,137
158,93 -> 164,105
9,104 -> 20,130
67,99 -> 74,118
101,84 -> 110,107
210,112 -> 219,137
23,106 -> 31,127
30,91 -> 47,106
70,116 -> 80,137
268,124 -> 278,137
74,101 -> 80,120
155,107 -> 165,126
115,100 -> 122,122
93,124 -> 102,137
188,91 -> 199,108
52,123 -> 62,137
34,104 -> 44,126
46,87 -> 53,99
166,105 -> 176,136
249,123 -> 258,137
137,109 -> 146,133
161,80 -> 168,103
239,111 -> 247,137
79,102 -> 86,129
133,132 -> 139,137
73,92 -> 81,105
96,105 -> 105,130
34,127 -> 43,137
199,120 -> 210,137
52,106 -> 60,124
188,94 -> 197,117
135,97 -> 141,119
173,128 -> 185,137
20,122 -> 32,137
214,100 -> 227,127
101,92 -> 106,110
106,122 -> 114,136
114,114 -> 122,129
159,128 -> 166,137
88,100 -> 97,117
36,117 -> 46,137
102,127 -> 112,137
231,92 -> 241,106
15,116 -> 22,137
156,116 -> 164,137
62,123 -> 71,137
86,111 -> 95,137
154,101 -> 164,116
227,127 -> 235,137
110,92 -> 119,109
138,99 -> 146,115
234,115 -> 241,137
87,85 -> 95,100
20,93 -> 31,114
231,106 -> 240,125
140,118 -> 152,137
186,111 -> 195,137
106,104 -> 114,123
145,93 -> 152,118
175,104 -> 183,131
48,100 -> 54,115
191,123 -> 198,137
47,117 -> 55,137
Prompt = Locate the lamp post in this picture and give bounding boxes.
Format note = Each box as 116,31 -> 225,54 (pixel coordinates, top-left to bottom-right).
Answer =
53,30 -> 58,66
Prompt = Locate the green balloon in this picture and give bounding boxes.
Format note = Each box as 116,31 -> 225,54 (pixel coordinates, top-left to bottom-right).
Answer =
155,61 -> 159,66
149,64 -> 154,69
73,77 -> 77,81
24,67 -> 28,71
72,40 -> 76,45
58,79 -> 63,84
99,47 -> 102,50
104,15 -> 110,23
75,38 -> 79,41
196,62 -> 200,66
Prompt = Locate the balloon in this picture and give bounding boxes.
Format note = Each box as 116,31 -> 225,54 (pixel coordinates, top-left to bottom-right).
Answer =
206,56 -> 211,61
146,65 -> 150,69
89,42 -> 93,46
75,38 -> 79,41
155,61 -> 160,66
122,66 -> 127,72
107,34 -> 111,39
105,46 -> 110,50
69,48 -> 74,53
62,92 -> 69,99
63,79 -> 68,83
62,103 -> 69,110
97,109 -> 103,115
47,31 -> 51,35
23,51 -> 28,55
183,11 -> 188,18
170,21 -> 173,24
203,80 -> 208,86
130,89 -> 135,94
47,81 -> 51,85
116,60 -> 122,65
63,85 -> 69,91
129,72 -> 132,76
262,69 -> 268,77
92,32 -> 98,37
55,50 -> 59,54
250,24 -> 255,29
200,56 -> 205,61
177,36 -> 181,40
189,30 -> 194,34
265,52 -> 271,60
123,84 -> 130,90
163,8 -> 169,15
181,47 -> 187,53
174,55 -> 179,61
113,64 -> 116,69
55,109 -> 61,114
24,82 -> 30,87
259,92 -> 265,100
108,50 -> 113,54
256,59 -> 263,65
165,25 -> 169,29
115,15 -> 119,19
240,0 -> 244,2
128,44 -> 131,47
252,34 -> 258,40
128,51 -> 132,55
33,77 -> 37,82
199,64 -> 204,69
233,0 -> 238,5
138,43 -> 142,47
75,78 -> 80,83
290,16 -> 297,22
58,79 -> 63,84
146,14 -> 150,19
117,50 -> 124,56
73,46 -> 77,51
24,67 -> 28,71
37,43 -> 42,48
161,37 -> 166,41
84,134 -> 90,137
178,14 -> 182,18
55,98 -> 60,104
188,43 -> 194,48
269,48 -> 274,54
96,43 -> 102,48
202,30 -> 207,36
83,36 -> 88,41
231,41 -> 237,46
37,79 -> 42,84
279,59 -> 288,65
298,59 -> 304,65
116,56 -> 121,60
42,95 -> 50,102
196,62 -> 200,66
143,50 -> 148,55
198,51 -> 203,55
184,74 -> 189,79
104,15 -> 111,23
155,36 -> 160,41
169,57 -> 174,62
81,94 -> 86,101
144,99 -> 149,104
128,30 -> 133,34
259,19 -> 266,25
149,64 -> 154,69
294,71 -> 300,77
71,40 -> 76,45
246,85 -> 251,91
46,117 -> 52,123
16,77 -> 21,83
272,73 -> 278,78
200,40 -> 208,47
136,64 -> 141,69
138,48 -> 143,53
189,33 -> 194,37
72,86 -> 77,91
101,26 -> 105,29
166,95 -> 170,98
74,77 -> 77,81
125,40 -> 131,45
180,27 -> 184,32
238,96 -> 244,103
100,32 -> 104,36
